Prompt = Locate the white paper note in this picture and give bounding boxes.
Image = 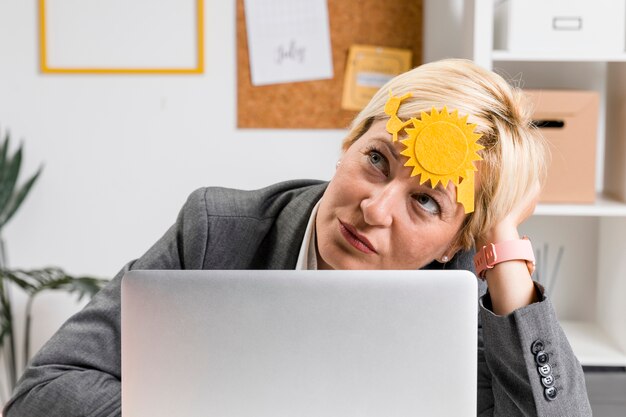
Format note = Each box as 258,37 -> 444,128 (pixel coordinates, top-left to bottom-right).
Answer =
244,0 -> 334,86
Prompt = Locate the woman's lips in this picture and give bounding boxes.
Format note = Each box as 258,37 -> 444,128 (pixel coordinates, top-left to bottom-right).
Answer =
338,220 -> 377,254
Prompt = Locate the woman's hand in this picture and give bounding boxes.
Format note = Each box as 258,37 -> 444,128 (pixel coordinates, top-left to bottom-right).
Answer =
477,180 -> 541,249
477,181 -> 542,316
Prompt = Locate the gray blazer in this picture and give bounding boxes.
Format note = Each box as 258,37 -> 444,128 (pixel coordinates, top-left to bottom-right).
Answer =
4,180 -> 591,416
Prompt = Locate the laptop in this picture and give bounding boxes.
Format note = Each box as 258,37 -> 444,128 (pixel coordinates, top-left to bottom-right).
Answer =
121,270 -> 478,416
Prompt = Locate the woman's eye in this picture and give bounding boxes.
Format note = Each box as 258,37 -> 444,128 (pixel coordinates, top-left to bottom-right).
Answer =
368,150 -> 389,175
415,193 -> 441,215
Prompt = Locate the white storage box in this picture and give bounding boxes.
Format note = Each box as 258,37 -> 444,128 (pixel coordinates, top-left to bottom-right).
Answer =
494,0 -> 626,56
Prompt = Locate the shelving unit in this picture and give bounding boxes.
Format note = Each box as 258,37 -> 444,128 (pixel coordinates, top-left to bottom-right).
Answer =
491,50 -> 626,63
464,0 -> 626,367
535,194 -> 626,217
561,321 -> 626,366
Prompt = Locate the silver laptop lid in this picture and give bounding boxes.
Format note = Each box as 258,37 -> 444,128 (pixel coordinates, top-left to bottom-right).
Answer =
122,269 -> 477,417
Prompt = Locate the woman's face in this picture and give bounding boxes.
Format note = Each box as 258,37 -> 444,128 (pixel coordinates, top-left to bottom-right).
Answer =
316,120 -> 468,270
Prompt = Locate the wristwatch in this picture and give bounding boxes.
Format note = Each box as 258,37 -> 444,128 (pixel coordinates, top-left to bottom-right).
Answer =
474,237 -> 536,280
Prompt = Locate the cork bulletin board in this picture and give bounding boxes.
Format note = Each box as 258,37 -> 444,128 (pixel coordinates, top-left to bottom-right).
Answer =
237,0 -> 423,129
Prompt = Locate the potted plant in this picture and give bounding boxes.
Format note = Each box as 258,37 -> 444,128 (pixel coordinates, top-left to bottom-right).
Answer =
0,129 -> 107,404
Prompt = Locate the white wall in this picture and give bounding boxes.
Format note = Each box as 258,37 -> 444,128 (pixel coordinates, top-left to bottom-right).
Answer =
0,0 -> 346,377
422,0 -> 465,62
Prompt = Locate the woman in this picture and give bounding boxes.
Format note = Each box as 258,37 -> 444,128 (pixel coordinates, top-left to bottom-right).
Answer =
4,59 -> 592,416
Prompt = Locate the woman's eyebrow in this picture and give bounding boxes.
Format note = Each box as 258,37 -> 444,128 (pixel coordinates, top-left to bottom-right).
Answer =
432,185 -> 456,208
373,138 -> 401,162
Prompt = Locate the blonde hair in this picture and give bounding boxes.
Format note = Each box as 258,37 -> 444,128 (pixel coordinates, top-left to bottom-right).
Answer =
342,58 -> 548,251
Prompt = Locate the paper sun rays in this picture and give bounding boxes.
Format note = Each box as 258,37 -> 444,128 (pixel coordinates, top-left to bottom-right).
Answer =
385,91 -> 484,214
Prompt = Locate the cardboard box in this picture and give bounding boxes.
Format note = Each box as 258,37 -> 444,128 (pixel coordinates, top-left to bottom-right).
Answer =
495,0 -> 625,55
524,90 -> 599,203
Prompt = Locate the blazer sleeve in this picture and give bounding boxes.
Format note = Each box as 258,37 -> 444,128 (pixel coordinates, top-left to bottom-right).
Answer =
3,188 -> 210,417
477,283 -> 592,416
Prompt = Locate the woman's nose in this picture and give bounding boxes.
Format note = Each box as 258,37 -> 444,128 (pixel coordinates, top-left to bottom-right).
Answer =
360,185 -> 398,227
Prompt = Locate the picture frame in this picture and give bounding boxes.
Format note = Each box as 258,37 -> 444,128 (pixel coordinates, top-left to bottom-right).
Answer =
39,0 -> 205,74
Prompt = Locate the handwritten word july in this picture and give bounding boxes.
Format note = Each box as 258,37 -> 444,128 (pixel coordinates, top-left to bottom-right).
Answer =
275,40 -> 306,65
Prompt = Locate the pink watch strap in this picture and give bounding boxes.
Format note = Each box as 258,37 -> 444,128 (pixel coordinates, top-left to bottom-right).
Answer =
474,238 -> 535,280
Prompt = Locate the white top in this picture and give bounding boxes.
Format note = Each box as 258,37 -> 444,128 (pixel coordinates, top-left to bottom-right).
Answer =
294,200 -> 321,270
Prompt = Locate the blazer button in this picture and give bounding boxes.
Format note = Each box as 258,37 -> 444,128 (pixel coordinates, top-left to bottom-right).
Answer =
541,374 -> 555,388
544,386 -> 558,401
531,340 -> 545,355
537,363 -> 552,377
535,351 -> 549,366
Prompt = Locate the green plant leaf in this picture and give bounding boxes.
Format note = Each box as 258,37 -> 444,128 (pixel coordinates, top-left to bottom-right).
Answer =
34,276 -> 105,301
0,132 -> 9,180
0,308 -> 10,350
0,270 -> 37,293
0,145 -> 22,217
0,166 -> 42,229
0,298 -> 10,349
2,268 -> 107,299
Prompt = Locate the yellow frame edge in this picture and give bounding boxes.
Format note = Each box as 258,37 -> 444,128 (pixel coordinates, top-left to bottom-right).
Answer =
39,0 -> 205,75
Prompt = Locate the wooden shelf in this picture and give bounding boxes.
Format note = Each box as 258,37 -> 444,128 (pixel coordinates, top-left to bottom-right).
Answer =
535,194 -> 626,217
492,50 -> 626,63
561,321 -> 626,367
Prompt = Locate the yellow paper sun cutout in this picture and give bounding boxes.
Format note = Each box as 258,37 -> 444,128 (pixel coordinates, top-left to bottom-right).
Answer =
402,107 -> 484,213
383,91 -> 484,213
